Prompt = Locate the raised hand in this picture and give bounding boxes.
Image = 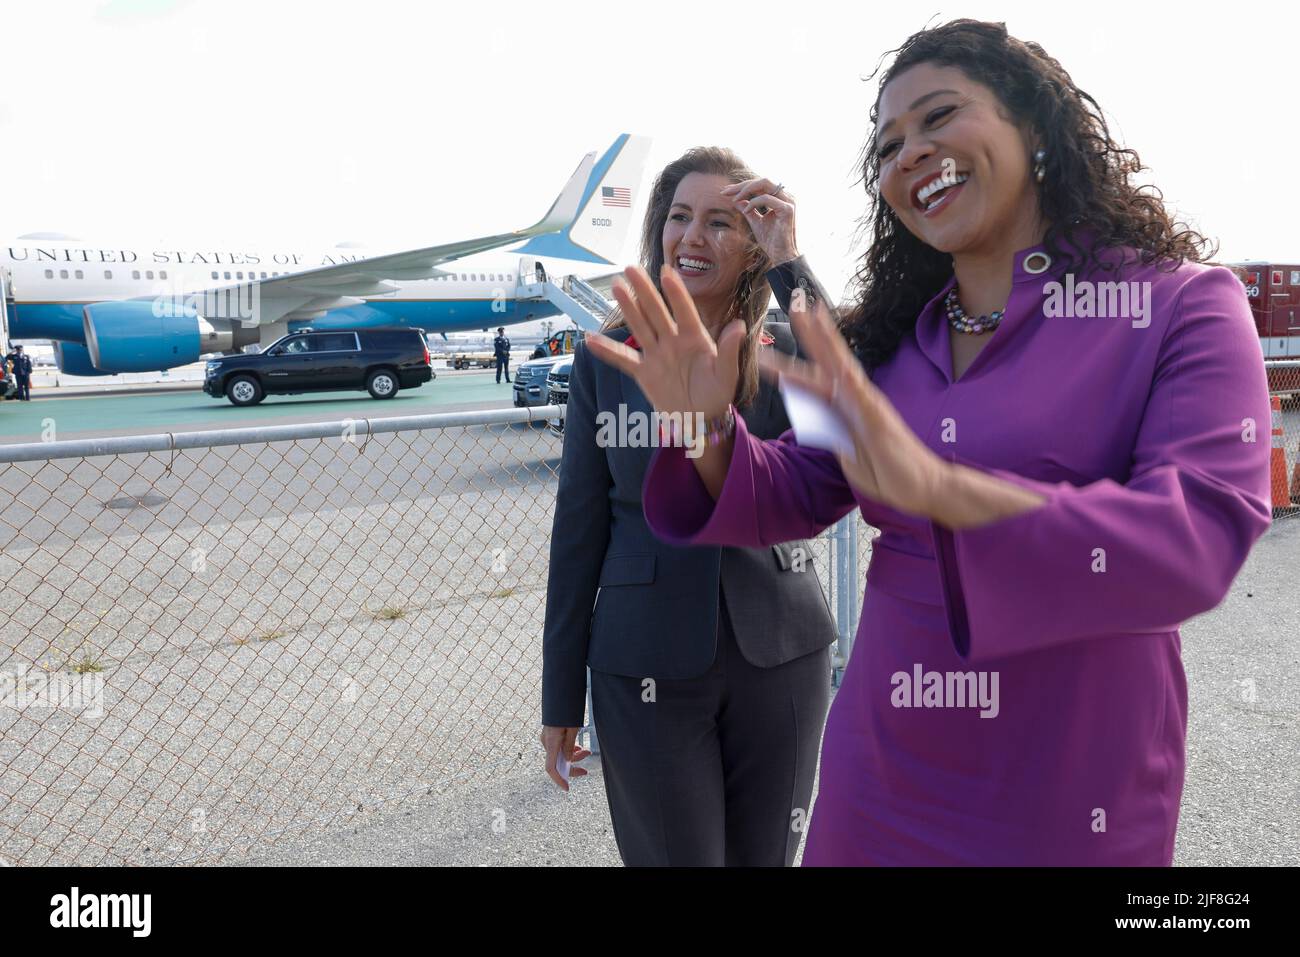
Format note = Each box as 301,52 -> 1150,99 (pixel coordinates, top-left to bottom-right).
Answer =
585,264 -> 746,418
721,177 -> 799,265
757,290 -> 951,519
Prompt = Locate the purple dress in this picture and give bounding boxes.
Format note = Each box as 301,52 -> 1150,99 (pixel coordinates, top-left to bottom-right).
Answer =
640,242 -> 1273,865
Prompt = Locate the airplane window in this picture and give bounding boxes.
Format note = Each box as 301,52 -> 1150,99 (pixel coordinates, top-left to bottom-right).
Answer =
44,270 -> 52,279
60,270 -> 68,279
160,270 -> 168,279
224,271 -> 231,280
146,271 -> 154,280
212,272 -> 219,280
75,270 -> 83,279
237,272 -> 244,280
104,271 -> 112,279
261,272 -> 267,278
132,270 -> 140,279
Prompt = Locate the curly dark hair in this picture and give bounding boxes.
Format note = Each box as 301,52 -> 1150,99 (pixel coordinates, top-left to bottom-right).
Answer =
843,18 -> 1215,371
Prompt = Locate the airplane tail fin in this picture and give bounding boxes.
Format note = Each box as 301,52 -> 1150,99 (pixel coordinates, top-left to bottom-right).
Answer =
513,134 -> 652,265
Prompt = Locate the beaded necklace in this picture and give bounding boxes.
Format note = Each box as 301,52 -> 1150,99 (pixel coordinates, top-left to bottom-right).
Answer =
945,286 -> 1005,335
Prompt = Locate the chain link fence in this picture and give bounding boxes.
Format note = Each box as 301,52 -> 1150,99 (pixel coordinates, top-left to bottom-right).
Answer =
0,407 -> 873,866
4,356 -> 1290,867
1267,360 -> 1300,521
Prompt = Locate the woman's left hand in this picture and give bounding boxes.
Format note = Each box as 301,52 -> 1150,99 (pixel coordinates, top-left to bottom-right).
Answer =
758,291 -> 954,520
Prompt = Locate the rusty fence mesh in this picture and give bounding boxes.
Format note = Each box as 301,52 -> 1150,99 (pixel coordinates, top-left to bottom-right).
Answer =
0,407 -> 871,866
1268,361 -> 1300,521
4,356 -> 1289,867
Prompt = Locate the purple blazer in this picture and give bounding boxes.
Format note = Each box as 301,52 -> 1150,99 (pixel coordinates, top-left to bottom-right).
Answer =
640,240 -> 1273,865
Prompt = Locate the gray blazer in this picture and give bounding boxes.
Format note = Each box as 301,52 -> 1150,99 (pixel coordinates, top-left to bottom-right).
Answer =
541,320 -> 838,728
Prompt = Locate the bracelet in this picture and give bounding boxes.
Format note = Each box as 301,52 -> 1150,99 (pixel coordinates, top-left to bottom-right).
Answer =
656,405 -> 737,447
700,405 -> 736,446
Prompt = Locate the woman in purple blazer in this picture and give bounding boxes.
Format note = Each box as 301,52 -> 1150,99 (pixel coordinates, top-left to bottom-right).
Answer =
586,19 -> 1273,865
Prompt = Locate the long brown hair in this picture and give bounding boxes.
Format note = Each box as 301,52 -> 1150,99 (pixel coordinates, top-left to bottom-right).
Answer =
601,146 -> 773,409
844,19 -> 1214,371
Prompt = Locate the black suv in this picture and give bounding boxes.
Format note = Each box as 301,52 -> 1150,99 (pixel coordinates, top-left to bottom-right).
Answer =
204,327 -> 434,406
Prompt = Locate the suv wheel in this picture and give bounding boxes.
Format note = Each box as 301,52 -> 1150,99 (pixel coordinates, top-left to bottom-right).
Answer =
226,375 -> 264,406
367,369 -> 399,399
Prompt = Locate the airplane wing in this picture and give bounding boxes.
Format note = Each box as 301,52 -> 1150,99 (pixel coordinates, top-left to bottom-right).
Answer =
180,150 -> 595,326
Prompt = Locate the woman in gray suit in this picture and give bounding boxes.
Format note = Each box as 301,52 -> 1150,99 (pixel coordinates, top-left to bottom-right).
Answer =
540,146 -> 839,866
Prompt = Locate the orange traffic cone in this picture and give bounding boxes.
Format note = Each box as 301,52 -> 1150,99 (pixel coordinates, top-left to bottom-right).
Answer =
1291,438 -> 1300,502
1271,396 -> 1293,509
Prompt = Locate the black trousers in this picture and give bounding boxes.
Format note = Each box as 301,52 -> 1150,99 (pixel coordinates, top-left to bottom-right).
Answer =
495,356 -> 510,382
14,375 -> 30,400
590,588 -> 830,866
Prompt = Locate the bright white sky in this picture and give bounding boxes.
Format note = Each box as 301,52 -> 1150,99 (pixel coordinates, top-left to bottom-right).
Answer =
3,0 -> 1297,308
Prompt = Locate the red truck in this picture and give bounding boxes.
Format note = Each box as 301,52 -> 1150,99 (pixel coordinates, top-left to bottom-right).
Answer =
1226,262 -> 1299,393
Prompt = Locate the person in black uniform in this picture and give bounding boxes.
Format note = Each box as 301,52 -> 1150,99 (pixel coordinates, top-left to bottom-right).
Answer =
493,327 -> 511,383
6,345 -> 32,401
540,147 -> 838,866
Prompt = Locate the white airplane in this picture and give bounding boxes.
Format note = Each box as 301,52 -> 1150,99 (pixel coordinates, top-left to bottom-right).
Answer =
0,134 -> 650,375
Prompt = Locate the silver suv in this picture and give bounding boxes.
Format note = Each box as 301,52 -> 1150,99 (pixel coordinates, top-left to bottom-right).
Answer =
513,355 -> 566,408
545,355 -> 573,436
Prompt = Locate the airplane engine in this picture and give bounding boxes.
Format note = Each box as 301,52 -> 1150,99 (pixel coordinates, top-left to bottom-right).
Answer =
52,341 -> 112,376
82,300 -> 235,373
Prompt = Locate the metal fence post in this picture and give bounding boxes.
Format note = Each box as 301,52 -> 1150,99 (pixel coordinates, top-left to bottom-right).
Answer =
830,517 -> 849,686
584,665 -> 599,756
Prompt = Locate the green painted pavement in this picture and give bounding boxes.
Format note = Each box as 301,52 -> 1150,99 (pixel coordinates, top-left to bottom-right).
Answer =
0,372 -> 535,443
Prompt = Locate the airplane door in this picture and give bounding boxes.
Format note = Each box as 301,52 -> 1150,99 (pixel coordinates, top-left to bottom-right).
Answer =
516,257 -> 548,289
0,267 -> 12,346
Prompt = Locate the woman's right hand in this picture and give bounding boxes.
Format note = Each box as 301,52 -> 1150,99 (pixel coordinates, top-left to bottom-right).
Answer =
541,725 -> 590,792
585,264 -> 745,419
721,177 -> 799,265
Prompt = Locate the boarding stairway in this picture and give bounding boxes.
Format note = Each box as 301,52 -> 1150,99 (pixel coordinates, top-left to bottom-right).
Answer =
0,268 -> 12,346
515,273 -> 615,331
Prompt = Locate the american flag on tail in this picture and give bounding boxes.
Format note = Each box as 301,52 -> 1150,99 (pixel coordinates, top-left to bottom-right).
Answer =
601,186 -> 631,208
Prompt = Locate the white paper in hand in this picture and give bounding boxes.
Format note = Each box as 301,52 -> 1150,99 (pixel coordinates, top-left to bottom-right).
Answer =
556,752 -> 571,783
778,377 -> 857,458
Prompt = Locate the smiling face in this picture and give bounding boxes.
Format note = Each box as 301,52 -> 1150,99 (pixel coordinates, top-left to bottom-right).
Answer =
661,172 -> 753,327
874,62 -> 1044,258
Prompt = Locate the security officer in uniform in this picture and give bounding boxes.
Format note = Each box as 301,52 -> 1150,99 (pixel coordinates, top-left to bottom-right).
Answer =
6,344 -> 32,401
493,327 -> 511,384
